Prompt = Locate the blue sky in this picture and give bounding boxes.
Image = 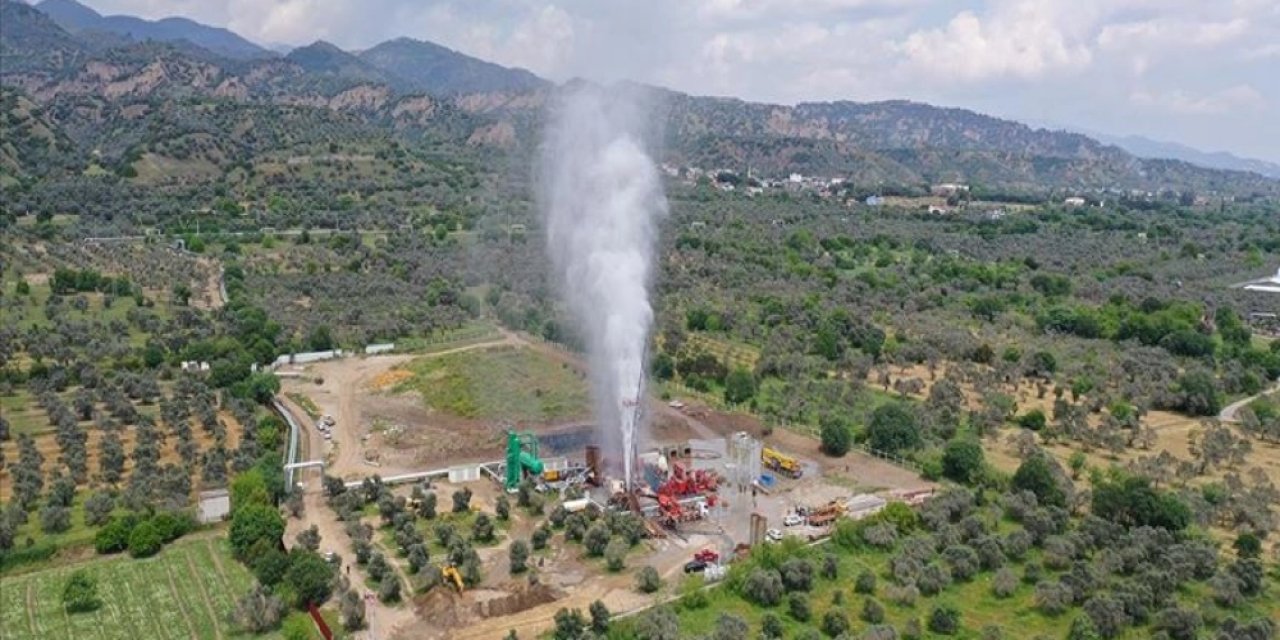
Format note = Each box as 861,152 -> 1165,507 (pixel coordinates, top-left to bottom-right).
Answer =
80,0 -> 1280,163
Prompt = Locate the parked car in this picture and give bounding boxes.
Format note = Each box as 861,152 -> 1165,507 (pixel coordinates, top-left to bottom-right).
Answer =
783,514 -> 804,527
766,528 -> 784,542
694,549 -> 720,563
684,560 -> 708,573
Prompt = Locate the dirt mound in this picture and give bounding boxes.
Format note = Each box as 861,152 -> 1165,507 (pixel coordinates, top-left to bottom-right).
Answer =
475,583 -> 562,618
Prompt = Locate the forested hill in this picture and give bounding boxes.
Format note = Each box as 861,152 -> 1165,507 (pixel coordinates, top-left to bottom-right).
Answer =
1,0 -> 1278,196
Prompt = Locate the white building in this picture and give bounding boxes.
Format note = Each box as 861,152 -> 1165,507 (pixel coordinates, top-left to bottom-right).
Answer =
1064,197 -> 1086,207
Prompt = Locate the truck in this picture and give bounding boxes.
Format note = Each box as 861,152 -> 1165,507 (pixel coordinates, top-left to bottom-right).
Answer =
762,447 -> 803,479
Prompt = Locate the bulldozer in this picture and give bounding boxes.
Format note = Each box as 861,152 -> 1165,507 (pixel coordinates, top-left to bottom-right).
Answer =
441,565 -> 465,593
762,447 -> 804,479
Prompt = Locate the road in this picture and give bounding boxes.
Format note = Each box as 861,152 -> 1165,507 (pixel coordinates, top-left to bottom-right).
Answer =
1220,380 -> 1280,423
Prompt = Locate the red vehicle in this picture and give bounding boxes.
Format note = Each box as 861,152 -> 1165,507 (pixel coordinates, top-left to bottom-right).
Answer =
693,548 -> 720,564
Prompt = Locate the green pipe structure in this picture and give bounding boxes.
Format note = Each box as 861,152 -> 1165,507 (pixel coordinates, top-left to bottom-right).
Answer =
504,430 -> 544,490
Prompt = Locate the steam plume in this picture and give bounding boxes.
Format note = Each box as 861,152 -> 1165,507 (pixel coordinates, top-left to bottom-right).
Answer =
540,83 -> 667,489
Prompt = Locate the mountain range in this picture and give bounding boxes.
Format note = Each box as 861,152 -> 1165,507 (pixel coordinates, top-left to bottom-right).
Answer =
1,0 -> 1278,196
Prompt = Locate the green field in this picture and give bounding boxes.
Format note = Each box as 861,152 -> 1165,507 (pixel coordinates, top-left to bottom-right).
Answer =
614,532 -> 1280,640
394,345 -> 589,422
0,537 -> 273,640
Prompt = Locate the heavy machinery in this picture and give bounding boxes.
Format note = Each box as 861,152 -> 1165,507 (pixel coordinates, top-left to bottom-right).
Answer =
657,462 -> 718,499
762,447 -> 803,479
504,430 -> 544,491
442,565 -> 465,593
805,499 -> 846,527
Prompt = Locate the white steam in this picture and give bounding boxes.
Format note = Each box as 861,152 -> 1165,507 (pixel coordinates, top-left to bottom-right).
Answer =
540,84 -> 667,489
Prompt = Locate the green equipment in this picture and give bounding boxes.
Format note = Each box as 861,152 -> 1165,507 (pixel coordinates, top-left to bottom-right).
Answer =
505,429 -> 544,491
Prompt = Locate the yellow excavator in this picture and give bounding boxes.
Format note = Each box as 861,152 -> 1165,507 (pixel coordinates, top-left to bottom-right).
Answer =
762,447 -> 803,479
442,565 -> 465,593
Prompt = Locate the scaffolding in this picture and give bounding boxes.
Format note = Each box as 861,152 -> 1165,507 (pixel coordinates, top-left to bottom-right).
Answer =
728,431 -> 762,489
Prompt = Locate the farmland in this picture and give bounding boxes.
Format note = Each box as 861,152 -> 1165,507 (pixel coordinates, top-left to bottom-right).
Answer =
0,536 -> 269,640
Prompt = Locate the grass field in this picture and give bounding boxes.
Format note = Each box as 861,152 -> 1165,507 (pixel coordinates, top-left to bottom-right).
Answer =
393,345 -> 589,422
0,536 -> 275,640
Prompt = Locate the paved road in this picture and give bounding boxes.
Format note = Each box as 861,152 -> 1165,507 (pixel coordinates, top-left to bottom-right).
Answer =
1220,380 -> 1280,423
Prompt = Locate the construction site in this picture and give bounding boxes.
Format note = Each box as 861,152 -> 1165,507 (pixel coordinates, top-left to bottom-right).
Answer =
277,334 -> 935,639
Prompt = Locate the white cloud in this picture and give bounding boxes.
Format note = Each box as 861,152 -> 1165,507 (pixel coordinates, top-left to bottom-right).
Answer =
1131,85 -> 1265,115
897,3 -> 1093,82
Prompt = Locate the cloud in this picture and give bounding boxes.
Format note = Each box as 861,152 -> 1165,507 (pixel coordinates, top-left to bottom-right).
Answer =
897,3 -> 1093,82
1131,85 -> 1266,115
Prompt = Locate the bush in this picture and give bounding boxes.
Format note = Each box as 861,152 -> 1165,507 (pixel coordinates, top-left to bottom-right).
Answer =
509,540 -> 529,574
789,592 -> 810,621
780,558 -> 814,592
820,415 -> 852,457
127,520 -> 163,558
992,567 -> 1018,598
823,609 -> 851,637
928,605 -> 961,635
472,513 -> 495,543
62,570 -> 101,613
743,568 -> 784,606
605,536 -> 628,571
284,550 -> 336,607
855,569 -> 877,594
584,524 -> 611,557
452,488 -> 473,513
868,403 -> 921,455
761,613 -> 784,638
942,440 -> 985,484
637,566 -> 662,593
232,585 -> 285,633
861,597 -> 886,624
95,517 -> 132,554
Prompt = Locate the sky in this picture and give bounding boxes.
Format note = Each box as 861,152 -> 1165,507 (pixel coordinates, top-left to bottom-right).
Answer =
77,0 -> 1280,163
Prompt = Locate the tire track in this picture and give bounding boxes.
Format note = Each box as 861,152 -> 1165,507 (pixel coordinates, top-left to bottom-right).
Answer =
185,548 -> 226,639
164,558 -> 200,639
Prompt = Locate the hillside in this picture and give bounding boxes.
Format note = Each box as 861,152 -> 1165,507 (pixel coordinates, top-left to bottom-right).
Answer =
36,0 -> 270,60
1,0 -> 1278,196
359,37 -> 547,95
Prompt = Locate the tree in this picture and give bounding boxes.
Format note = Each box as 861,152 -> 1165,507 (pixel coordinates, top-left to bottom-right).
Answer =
589,600 -> 611,634
232,585 -> 285,633
1233,532 -> 1261,559
452,487 -> 472,513
532,525 -> 550,550
473,513 -> 495,543
378,574 -> 402,603
780,558 -> 814,592
1176,370 -> 1221,417
553,608 -> 586,640
761,613 -> 785,639
636,565 -> 662,593
1153,607 -> 1201,640
40,504 -> 71,534
84,491 -> 115,526
605,536 -> 628,571
284,550 -> 336,607
495,495 -> 510,521
743,568 -> 785,606
724,368 -> 756,404
128,520 -> 163,558
295,525 -> 321,551
855,569 -> 876,594
509,540 -> 529,574
584,523 -> 611,557
942,439 -> 985,484
789,592 -> 811,621
928,605 -> 961,635
340,589 -> 366,631
417,492 -> 437,520
62,570 -> 101,613
230,503 -> 285,560
1012,454 -> 1066,508
635,606 -> 680,640
823,609 -> 851,637
820,414 -> 852,457
992,567 -> 1018,598
868,403 -> 921,455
